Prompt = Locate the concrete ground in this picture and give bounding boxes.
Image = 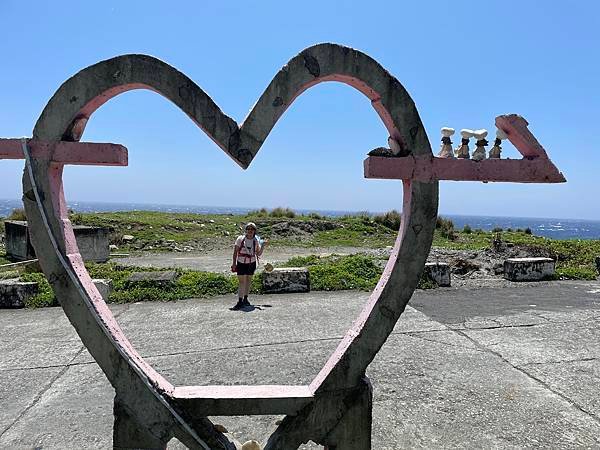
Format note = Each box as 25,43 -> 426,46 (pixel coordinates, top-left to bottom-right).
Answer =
1,281 -> 600,449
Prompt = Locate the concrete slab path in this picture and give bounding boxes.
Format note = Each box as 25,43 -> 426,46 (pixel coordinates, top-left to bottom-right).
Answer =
1,281 -> 600,448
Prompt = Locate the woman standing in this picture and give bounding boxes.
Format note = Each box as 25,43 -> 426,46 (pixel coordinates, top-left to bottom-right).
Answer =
231,222 -> 267,310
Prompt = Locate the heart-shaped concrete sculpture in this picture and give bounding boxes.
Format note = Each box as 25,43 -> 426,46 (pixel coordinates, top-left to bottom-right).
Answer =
21,43 -> 438,449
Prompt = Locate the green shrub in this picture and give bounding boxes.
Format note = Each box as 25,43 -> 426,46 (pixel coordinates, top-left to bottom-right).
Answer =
524,227 -> 532,235
374,210 -> 402,231
492,227 -> 503,233
436,216 -> 454,230
20,272 -> 58,308
462,224 -> 472,234
270,207 -> 296,218
7,208 -> 26,221
436,216 -> 456,241
248,208 -> 269,217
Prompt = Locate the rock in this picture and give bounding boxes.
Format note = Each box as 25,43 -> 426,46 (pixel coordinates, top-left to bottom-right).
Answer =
126,271 -> 178,287
262,268 -> 310,294
92,279 -> 113,301
503,257 -> 555,281
423,262 -> 451,287
209,219 -> 215,223
109,244 -> 119,251
0,279 -> 38,308
122,235 -> 134,242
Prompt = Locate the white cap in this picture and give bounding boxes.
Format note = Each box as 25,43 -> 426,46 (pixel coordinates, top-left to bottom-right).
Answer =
245,222 -> 257,230
460,129 -> 475,139
473,129 -> 488,140
441,127 -> 455,137
496,128 -> 508,140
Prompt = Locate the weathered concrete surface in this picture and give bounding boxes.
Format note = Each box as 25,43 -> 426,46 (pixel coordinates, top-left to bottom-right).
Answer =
1,281 -> 600,448
126,270 -> 178,286
0,278 -> 38,308
262,268 -> 310,294
4,220 -> 110,262
504,257 -> 555,281
92,278 -> 113,302
423,262 -> 451,287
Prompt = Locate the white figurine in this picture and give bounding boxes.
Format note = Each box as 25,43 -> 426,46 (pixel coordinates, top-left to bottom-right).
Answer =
388,136 -> 403,156
455,129 -> 474,159
489,128 -> 507,158
472,129 -> 488,161
438,127 -> 455,158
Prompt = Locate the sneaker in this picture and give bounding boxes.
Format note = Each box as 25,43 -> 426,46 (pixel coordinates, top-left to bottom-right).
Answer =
232,298 -> 244,310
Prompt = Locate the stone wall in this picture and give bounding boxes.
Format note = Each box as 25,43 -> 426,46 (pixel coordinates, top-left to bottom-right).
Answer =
4,220 -> 110,262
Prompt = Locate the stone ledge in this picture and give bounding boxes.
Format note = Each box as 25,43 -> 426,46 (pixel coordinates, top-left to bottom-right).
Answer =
423,262 -> 451,287
262,268 -> 310,294
0,278 -> 39,308
503,257 -> 555,281
126,271 -> 178,287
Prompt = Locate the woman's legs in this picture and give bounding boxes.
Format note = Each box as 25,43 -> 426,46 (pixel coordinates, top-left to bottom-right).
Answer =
237,275 -> 245,299
243,275 -> 252,298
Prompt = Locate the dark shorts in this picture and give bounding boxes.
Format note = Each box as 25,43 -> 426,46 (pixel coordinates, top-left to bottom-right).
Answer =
236,261 -> 256,275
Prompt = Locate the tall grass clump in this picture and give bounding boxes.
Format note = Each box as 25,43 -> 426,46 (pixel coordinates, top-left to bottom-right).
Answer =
270,207 -> 296,218
7,208 -> 26,221
374,210 -> 402,231
436,216 -> 456,240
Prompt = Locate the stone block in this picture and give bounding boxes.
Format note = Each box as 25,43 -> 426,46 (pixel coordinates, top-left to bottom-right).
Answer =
126,271 -> 178,287
92,279 -> 113,301
423,262 -> 451,287
503,257 -> 555,281
262,268 -> 310,294
4,220 -> 110,263
0,278 -> 38,308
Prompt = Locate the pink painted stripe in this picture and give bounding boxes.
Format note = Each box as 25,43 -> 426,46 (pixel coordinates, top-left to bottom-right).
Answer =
0,139 -> 128,166
172,385 -> 313,400
495,114 -> 548,159
364,155 -> 566,183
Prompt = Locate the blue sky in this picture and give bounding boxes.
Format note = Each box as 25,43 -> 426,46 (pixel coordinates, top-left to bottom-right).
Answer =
1,1 -> 598,219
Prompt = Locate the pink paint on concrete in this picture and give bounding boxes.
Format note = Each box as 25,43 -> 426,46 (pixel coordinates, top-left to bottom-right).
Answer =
495,114 -> 549,159
310,178 -> 414,393
260,73 -> 405,152
364,154 -> 566,183
172,385 -> 313,400
0,139 -> 128,166
45,161 -> 174,394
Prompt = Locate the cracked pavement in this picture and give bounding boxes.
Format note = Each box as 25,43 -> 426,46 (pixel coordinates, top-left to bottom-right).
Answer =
1,281 -> 600,448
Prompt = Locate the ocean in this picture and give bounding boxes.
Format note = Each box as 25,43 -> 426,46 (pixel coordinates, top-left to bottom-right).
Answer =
1,198 -> 599,240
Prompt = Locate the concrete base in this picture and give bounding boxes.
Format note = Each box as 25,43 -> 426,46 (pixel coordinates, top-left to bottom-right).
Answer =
126,271 -> 177,287
503,257 -> 555,281
0,278 -> 38,308
262,268 -> 310,294
4,221 -> 110,263
423,262 -> 451,287
93,279 -> 113,302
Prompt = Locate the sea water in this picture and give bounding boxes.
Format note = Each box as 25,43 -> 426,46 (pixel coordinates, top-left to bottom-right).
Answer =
2,198 -> 599,240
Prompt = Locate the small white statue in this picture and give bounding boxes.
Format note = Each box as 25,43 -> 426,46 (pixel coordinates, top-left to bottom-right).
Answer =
438,127 -> 455,158
489,128 -> 507,158
455,129 -> 474,159
241,440 -> 262,450
472,129 -> 488,161
387,136 -> 403,156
